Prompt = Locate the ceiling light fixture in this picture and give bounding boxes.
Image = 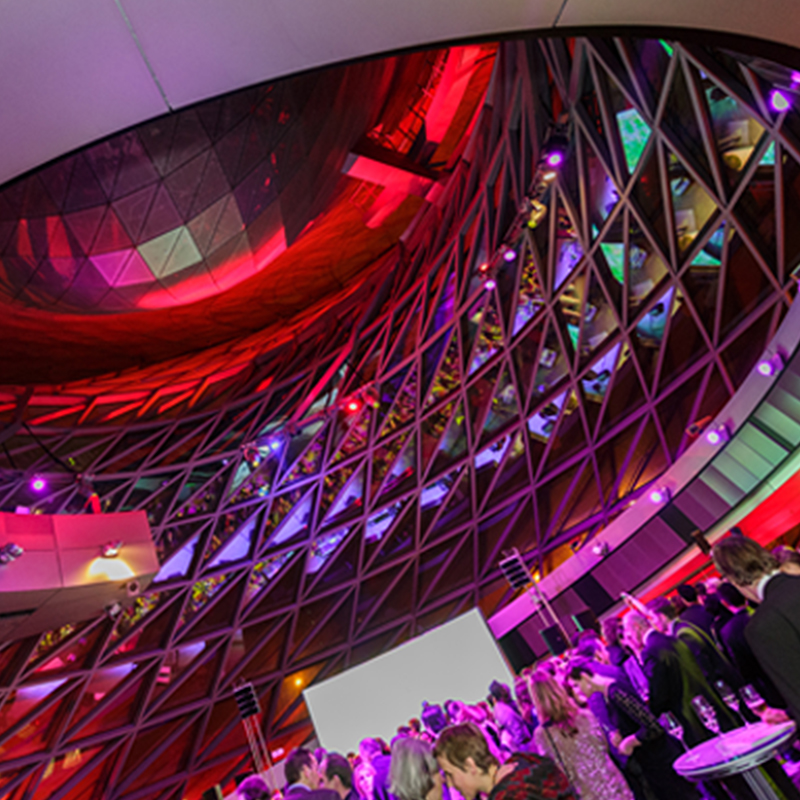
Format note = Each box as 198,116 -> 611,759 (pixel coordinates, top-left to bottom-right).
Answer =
649,487 -> 670,504
30,476 -> 47,493
770,90 -> 790,112
757,353 -> 785,376
705,424 -> 730,445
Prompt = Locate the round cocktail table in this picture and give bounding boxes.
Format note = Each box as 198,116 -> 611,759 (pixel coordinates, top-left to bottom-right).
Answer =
674,721 -> 797,800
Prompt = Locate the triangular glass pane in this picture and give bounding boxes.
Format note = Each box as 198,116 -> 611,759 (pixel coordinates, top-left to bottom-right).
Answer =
365,501 -> 404,544
480,366 -> 520,445
244,551 -> 295,604
667,147 -> 718,257
628,213 -> 669,310
269,490 -> 314,546
325,463 -> 366,521
702,73 -> 766,190
782,148 -> 800,274
512,245 -> 545,336
319,463 -> 356,518
331,407 -> 372,464
527,389 -> 569,443
468,294 -> 503,375
280,428 -> 326,487
657,289 -> 708,390
306,528 -> 350,575
427,262 -> 457,337
467,364 -> 500,440
378,367 -> 417,438
578,269 -> 616,365
718,226 -> 774,341
630,140 -> 669,254
431,402 -> 468,475
542,391 -> 588,472
733,165 -> 776,267
420,401 -> 456,472
371,432 -> 410,496
581,343 -> 621,403
424,331 -> 461,408
530,319 -> 569,403
554,194 -> 585,288
260,488 -> 304,546
662,62 -> 714,182
690,221 -> 726,268
205,509 -> 259,568
367,502 -> 416,570
584,140 -> 620,239
616,107 -> 652,176
597,348 -> 647,437
635,285 -> 676,348
428,468 -> 471,537
379,433 -> 417,498
420,334 -> 449,403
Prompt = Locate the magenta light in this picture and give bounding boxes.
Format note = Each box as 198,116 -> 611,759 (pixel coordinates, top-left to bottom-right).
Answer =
546,151 -> 564,167
649,488 -> 668,504
770,90 -> 790,112
757,360 -> 775,376
706,429 -> 722,445
484,278 -> 497,291
503,248 -> 517,262
792,71 -> 800,85
31,477 -> 46,492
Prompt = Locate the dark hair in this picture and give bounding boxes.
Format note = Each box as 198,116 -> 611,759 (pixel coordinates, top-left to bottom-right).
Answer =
325,753 -> 353,790
694,582 -> 707,598
772,545 -> 800,567
574,632 -> 603,659
712,537 -> 779,586
285,748 -> 314,785
488,680 -> 513,704
238,775 -> 270,800
676,583 -> 698,604
647,596 -> 678,620
601,616 -> 622,645
421,702 -> 448,734
568,662 -> 596,682
434,723 -> 498,772
717,582 -> 746,607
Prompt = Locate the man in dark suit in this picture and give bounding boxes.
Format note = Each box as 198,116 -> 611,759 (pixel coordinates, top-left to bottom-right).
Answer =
323,753 -> 359,800
284,748 -> 340,800
717,582 -> 786,709
713,536 -> 800,721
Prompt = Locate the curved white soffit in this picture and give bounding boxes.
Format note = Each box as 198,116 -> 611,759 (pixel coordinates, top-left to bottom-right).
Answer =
1,0 -> 800,188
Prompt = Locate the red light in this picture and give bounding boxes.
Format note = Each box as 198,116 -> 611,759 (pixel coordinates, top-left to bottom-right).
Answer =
345,399 -> 361,413
478,262 -> 490,273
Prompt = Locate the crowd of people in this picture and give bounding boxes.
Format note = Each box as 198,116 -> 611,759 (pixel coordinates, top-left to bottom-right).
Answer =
237,535 -> 800,800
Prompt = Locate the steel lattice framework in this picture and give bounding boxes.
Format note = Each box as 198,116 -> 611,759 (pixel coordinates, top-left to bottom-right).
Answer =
2,35 -> 800,800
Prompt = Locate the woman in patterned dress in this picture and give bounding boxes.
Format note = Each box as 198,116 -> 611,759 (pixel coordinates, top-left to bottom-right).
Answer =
529,670 -> 635,800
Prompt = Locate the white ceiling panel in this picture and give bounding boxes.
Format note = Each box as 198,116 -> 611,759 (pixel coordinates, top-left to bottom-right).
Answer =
0,0 -> 167,186
119,0 -> 564,110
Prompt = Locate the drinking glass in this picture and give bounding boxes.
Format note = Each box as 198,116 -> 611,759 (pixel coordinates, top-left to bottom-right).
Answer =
659,712 -> 686,749
714,679 -> 743,721
740,685 -> 766,718
692,696 -> 721,735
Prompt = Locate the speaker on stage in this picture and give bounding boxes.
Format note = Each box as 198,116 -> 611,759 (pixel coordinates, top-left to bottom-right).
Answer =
540,624 -> 569,656
572,609 -> 599,634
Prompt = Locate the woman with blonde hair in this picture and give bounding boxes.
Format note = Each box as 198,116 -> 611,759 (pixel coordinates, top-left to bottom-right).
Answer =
529,670 -> 633,800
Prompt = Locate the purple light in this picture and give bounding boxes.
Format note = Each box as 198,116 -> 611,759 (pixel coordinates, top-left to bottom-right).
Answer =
503,248 -> 517,262
706,429 -> 722,445
31,476 -> 46,493
649,488 -> 668,504
546,151 -> 564,167
484,278 -> 497,291
770,90 -> 790,112
757,359 -> 775,376
792,71 -> 800,85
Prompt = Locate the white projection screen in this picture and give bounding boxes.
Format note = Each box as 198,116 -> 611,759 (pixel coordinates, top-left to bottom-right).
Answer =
303,609 -> 514,753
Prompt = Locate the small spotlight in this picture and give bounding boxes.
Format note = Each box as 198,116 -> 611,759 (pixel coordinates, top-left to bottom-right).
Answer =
757,353 -> 784,376
503,248 -> 517,262
545,151 -> 563,168
649,487 -> 670,504
478,262 -> 490,273
31,476 -> 47,493
345,399 -> 361,414
101,541 -> 123,558
0,543 -> 24,564
294,677 -> 303,687
591,542 -> 609,558
770,90 -> 790,112
542,170 -> 557,181
705,425 -> 729,446
484,278 -> 497,291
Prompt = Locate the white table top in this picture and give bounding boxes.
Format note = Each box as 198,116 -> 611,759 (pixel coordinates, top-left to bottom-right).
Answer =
674,721 -> 797,780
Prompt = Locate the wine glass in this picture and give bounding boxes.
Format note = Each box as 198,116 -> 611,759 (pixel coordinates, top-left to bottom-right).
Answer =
659,712 -> 686,750
692,696 -> 721,735
714,680 -> 743,722
740,685 -> 766,719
